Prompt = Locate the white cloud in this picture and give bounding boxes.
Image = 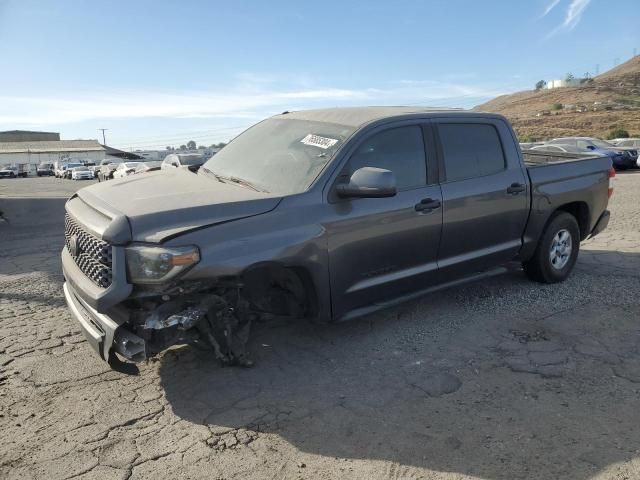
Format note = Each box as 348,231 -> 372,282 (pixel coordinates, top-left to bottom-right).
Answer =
544,0 -> 592,39
0,81 -> 506,129
541,0 -> 562,17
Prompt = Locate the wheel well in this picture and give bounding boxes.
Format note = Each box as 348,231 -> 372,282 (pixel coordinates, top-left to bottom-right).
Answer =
556,202 -> 590,240
241,263 -> 318,319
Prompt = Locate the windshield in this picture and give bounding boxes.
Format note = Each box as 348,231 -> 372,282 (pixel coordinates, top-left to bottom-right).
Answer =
67,163 -> 83,168
201,118 -> 355,195
38,163 -> 52,168
74,166 -> 89,171
180,155 -> 204,166
591,139 -> 614,148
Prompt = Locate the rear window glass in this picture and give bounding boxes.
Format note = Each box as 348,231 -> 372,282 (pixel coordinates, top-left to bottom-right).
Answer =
439,124 -> 505,182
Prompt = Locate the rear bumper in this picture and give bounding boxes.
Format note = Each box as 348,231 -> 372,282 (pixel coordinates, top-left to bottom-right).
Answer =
63,281 -> 145,362
590,210 -> 610,238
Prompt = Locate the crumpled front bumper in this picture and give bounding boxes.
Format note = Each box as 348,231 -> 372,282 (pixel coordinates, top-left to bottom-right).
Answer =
63,281 -> 146,362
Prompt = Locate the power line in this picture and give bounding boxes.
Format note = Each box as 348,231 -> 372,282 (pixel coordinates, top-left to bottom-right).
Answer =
98,128 -> 108,145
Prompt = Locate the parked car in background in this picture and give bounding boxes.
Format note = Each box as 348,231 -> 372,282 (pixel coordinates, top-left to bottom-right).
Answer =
112,162 -> 141,179
134,161 -> 162,174
37,163 -> 55,176
529,145 -> 571,153
614,138 -> 640,167
54,163 -> 67,178
70,166 -> 95,180
98,160 -> 121,181
63,162 -> 84,179
1,165 -> 29,178
547,137 -> 637,170
161,153 -> 205,172
519,142 -> 544,150
0,166 -> 21,178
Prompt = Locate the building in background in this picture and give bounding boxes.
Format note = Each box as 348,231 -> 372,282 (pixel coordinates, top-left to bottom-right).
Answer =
544,78 -> 584,89
0,138 -> 106,171
0,130 -> 60,142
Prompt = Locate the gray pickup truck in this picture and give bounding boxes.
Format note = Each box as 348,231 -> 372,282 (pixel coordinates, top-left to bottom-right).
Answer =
62,107 -> 613,367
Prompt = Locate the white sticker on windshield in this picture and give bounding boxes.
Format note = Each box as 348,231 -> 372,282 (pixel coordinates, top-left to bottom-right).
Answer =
301,134 -> 339,149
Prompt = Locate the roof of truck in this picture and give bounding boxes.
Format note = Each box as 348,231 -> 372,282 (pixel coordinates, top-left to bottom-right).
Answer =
273,106 -> 501,128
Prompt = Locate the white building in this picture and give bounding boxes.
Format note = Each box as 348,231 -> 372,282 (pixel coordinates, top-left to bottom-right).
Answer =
544,78 -> 583,90
0,140 -> 106,170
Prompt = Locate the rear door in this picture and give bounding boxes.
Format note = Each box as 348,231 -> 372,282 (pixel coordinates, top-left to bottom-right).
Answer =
434,118 -> 529,279
326,122 -> 443,320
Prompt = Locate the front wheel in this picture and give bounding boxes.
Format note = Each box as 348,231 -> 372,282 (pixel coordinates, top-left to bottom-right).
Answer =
523,212 -> 580,283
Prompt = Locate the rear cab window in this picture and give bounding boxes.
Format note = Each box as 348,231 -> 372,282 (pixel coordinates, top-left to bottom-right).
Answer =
437,123 -> 506,182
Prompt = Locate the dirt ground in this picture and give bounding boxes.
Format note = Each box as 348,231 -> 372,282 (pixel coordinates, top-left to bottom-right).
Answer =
1,174 -> 639,480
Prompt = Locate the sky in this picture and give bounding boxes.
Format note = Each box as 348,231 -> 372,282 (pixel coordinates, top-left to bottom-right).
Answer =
0,0 -> 638,151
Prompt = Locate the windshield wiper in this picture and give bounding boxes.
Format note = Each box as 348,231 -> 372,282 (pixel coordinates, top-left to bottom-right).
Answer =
200,168 -> 268,193
227,176 -> 267,192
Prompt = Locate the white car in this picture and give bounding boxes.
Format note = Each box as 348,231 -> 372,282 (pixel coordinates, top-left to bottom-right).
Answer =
112,162 -> 141,179
70,166 -> 94,180
161,153 -> 205,171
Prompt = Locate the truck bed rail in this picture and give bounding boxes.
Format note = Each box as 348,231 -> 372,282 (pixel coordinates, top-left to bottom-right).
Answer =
522,150 -> 600,166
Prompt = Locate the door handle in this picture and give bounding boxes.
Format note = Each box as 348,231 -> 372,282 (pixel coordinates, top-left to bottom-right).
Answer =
507,183 -> 526,194
415,198 -> 441,212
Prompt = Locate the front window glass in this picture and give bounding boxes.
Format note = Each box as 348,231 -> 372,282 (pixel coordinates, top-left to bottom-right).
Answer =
201,118 -> 355,195
348,126 -> 427,190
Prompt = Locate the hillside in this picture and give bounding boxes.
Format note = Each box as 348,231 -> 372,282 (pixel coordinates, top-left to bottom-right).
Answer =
475,56 -> 640,140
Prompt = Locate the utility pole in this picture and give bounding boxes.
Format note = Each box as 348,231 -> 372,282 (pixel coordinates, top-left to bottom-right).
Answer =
98,128 -> 108,145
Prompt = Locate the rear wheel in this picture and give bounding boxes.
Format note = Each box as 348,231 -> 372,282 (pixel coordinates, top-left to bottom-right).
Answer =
523,212 -> 580,283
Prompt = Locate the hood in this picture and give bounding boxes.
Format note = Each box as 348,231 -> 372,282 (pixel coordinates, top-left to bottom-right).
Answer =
77,169 -> 282,243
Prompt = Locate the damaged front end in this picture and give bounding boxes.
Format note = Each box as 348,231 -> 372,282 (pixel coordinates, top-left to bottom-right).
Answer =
118,281 -> 256,367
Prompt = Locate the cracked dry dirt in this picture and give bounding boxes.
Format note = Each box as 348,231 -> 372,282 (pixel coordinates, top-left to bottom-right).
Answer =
1,174 -> 640,480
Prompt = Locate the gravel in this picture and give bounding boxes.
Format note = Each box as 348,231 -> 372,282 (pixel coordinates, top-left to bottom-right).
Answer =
1,173 -> 639,480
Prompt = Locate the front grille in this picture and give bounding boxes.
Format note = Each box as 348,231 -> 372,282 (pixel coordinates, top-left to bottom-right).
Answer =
64,214 -> 113,288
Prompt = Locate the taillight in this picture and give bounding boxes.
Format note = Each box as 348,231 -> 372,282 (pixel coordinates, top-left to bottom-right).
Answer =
608,166 -> 615,198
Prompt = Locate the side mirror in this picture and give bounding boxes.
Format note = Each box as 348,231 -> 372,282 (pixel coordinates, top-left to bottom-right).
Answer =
336,167 -> 397,198
586,145 -> 596,150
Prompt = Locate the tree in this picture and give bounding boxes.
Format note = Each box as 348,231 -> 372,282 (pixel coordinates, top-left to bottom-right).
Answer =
551,103 -> 563,110
197,145 -> 206,150
607,128 -> 630,140
179,144 -> 187,150
166,146 -> 174,151
187,140 -> 197,150
535,80 -> 546,91
565,72 -> 575,82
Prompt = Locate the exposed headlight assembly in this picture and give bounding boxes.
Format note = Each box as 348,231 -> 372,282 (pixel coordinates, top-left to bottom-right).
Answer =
125,245 -> 200,284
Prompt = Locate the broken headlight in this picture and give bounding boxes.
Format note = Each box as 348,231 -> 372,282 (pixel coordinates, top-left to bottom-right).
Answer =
125,244 -> 200,284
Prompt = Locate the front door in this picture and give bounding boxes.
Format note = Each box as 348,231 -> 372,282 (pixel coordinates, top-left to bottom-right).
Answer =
325,123 -> 443,320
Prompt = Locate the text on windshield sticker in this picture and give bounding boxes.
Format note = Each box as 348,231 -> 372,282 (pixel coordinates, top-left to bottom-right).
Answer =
301,134 -> 339,149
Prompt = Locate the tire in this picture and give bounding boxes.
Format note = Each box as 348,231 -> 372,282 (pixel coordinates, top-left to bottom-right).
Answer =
523,212 -> 580,283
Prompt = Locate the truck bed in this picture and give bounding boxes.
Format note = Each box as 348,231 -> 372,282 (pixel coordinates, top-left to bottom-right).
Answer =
521,150 -> 601,167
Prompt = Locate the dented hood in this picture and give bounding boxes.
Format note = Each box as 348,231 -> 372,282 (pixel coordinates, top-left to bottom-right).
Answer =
77,169 -> 282,243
